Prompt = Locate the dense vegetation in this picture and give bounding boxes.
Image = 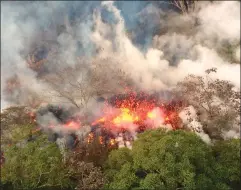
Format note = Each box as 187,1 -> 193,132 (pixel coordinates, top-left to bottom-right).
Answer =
1,107 -> 240,189
104,130 -> 240,190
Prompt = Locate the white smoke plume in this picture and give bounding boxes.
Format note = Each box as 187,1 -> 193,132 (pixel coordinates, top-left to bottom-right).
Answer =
197,1 -> 240,42
223,130 -> 240,140
2,1 -> 240,105
92,1 -> 240,93
179,106 -> 211,144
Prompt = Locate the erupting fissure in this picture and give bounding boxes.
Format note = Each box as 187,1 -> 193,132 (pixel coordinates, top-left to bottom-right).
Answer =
32,92 -> 183,148
91,92 -> 180,131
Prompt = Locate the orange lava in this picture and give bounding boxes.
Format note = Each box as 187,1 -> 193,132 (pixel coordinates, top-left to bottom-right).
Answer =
91,93 -> 168,131
112,108 -> 139,125
64,121 -> 81,130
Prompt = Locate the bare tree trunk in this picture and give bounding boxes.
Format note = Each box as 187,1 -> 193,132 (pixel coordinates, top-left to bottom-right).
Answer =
171,0 -> 196,14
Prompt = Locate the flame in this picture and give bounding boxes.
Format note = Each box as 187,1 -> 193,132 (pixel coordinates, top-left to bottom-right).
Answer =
165,116 -> 170,121
92,117 -> 105,126
64,121 -> 81,130
147,111 -> 157,119
87,133 -> 94,144
34,92 -> 181,147
109,138 -> 116,146
98,117 -> 105,122
91,93 -> 176,131
99,136 -> 104,145
112,108 -> 139,125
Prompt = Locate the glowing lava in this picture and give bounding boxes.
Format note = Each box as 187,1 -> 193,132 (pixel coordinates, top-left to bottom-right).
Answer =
147,111 -> 157,119
34,92 -> 183,149
91,93 -> 171,131
64,121 -> 81,130
112,108 -> 139,125
87,133 -> 94,144
109,138 -> 116,146
92,117 -> 105,126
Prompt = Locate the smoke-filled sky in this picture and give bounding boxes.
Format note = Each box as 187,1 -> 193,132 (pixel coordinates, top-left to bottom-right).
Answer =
1,1 -> 240,110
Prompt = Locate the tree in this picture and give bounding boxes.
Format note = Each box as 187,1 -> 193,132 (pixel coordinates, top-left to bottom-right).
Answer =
104,129 -> 223,190
1,106 -> 36,147
103,147 -> 135,190
61,134 -> 117,189
212,139 -> 240,190
170,0 -> 197,14
66,132 -> 117,167
1,134 -> 75,190
175,68 -> 240,140
43,59 -> 129,110
1,106 -> 32,128
66,158 -> 105,190
63,135 -> 111,189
